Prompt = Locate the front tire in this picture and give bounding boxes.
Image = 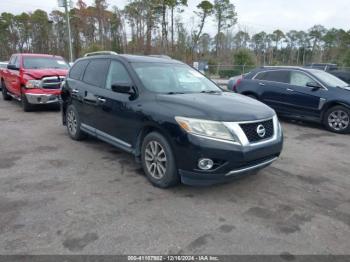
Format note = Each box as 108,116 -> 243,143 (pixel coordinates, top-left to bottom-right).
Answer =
323,106 -> 350,134
141,132 -> 179,188
1,80 -> 12,101
21,93 -> 33,112
66,104 -> 86,140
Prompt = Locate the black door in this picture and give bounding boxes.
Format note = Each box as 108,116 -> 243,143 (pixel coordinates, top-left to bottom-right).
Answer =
78,59 -> 110,128
92,60 -> 142,150
254,70 -> 292,114
285,70 -> 325,119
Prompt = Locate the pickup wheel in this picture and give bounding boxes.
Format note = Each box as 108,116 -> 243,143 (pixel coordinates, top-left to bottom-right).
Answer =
66,104 -> 86,140
141,132 -> 179,188
1,80 -> 12,101
21,93 -> 33,112
323,105 -> 350,134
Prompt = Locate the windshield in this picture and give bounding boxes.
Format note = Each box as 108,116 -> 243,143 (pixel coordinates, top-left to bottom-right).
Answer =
131,63 -> 221,94
310,69 -> 349,87
23,57 -> 69,69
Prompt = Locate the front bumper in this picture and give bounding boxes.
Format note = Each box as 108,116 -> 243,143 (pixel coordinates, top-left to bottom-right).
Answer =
174,117 -> 283,186
25,93 -> 59,104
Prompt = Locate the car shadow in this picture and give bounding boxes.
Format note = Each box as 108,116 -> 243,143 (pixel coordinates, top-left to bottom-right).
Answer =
279,116 -> 325,131
7,99 -> 60,112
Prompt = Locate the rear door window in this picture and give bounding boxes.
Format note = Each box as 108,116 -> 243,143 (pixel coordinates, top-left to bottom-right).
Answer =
82,59 -> 110,88
258,70 -> 290,84
69,60 -> 89,80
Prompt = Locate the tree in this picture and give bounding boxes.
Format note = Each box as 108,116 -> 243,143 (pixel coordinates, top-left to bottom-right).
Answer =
192,0 -> 214,58
308,24 -> 326,61
343,50 -> 350,67
213,0 -> 237,56
233,49 -> 255,66
251,31 -> 267,65
233,30 -> 250,49
166,0 -> 187,52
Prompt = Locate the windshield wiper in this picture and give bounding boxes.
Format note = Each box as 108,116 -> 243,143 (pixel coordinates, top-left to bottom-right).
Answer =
200,90 -> 221,94
166,91 -> 186,95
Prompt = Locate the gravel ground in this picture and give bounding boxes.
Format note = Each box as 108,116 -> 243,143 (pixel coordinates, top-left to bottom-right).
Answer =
0,98 -> 349,255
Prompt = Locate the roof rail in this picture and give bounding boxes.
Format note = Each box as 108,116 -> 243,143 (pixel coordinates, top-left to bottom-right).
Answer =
261,65 -> 304,69
84,51 -> 118,57
148,55 -> 172,60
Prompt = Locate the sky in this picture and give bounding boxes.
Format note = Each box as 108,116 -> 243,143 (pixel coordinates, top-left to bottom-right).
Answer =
1,0 -> 350,35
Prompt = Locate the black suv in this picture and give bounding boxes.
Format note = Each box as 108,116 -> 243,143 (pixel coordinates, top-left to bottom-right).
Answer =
234,67 -> 350,133
61,54 -> 283,188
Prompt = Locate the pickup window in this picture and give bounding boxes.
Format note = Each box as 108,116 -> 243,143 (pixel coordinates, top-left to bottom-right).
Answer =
23,57 -> 69,69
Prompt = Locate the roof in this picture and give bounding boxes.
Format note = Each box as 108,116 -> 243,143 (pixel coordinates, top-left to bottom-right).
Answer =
77,53 -> 183,64
118,54 -> 183,64
13,53 -> 64,58
261,66 -> 306,70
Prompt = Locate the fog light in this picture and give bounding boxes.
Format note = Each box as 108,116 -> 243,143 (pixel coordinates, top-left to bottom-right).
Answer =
198,158 -> 214,170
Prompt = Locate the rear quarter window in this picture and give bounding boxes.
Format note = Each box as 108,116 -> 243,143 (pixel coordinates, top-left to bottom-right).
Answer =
82,59 -> 110,87
69,60 -> 89,80
255,70 -> 290,84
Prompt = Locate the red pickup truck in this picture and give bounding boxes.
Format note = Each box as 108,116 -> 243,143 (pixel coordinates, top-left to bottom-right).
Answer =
0,53 -> 69,111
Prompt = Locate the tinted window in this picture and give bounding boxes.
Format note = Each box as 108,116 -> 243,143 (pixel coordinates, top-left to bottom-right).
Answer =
83,59 -> 110,88
258,70 -> 290,84
290,71 -> 314,87
69,60 -> 89,80
23,57 -> 69,69
105,61 -> 131,90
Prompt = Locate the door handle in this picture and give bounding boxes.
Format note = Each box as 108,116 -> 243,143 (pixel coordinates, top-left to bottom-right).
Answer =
72,89 -> 79,94
97,97 -> 106,103
259,82 -> 265,86
286,88 -> 294,92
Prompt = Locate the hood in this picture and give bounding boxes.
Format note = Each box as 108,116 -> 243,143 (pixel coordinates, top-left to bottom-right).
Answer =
156,92 -> 275,122
338,86 -> 350,91
22,68 -> 68,79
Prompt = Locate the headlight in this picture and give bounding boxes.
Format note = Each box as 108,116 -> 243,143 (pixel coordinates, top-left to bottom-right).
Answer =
25,80 -> 42,89
175,116 -> 239,143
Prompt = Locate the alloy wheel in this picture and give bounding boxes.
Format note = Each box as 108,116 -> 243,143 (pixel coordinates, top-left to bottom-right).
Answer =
144,140 -> 167,179
328,110 -> 349,131
67,109 -> 78,135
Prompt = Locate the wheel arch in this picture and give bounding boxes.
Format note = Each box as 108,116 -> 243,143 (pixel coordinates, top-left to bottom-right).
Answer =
321,101 -> 350,120
134,123 -> 176,162
241,91 -> 259,99
61,88 -> 72,125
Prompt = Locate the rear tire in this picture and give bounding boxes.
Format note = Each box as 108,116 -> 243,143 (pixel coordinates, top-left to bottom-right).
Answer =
1,80 -> 12,101
66,104 -> 86,140
141,132 -> 179,188
323,105 -> 350,134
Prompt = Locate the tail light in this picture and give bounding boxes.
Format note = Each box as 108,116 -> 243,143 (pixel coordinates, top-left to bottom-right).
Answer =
233,77 -> 242,92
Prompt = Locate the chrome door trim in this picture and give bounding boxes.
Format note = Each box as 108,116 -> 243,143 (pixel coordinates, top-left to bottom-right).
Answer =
225,157 -> 278,176
80,123 -> 132,148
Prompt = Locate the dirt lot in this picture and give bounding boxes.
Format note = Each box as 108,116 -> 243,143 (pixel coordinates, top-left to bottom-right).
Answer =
0,98 -> 349,255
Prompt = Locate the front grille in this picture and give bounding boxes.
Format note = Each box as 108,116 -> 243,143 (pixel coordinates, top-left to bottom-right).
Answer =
41,76 -> 65,89
240,119 -> 274,143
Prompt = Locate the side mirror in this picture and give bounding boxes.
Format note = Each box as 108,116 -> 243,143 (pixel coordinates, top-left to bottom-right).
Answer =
306,81 -> 322,90
7,64 -> 19,70
111,82 -> 134,95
